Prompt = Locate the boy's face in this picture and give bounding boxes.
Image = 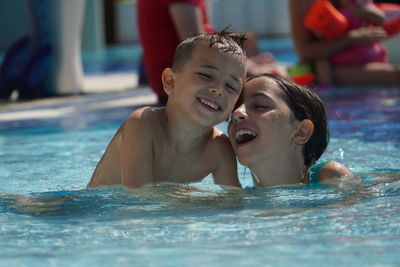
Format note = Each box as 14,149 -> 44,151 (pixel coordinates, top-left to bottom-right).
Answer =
164,41 -> 246,127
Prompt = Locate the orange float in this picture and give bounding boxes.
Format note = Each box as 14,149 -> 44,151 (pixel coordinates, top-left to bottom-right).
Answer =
305,1 -> 400,39
304,0 -> 349,40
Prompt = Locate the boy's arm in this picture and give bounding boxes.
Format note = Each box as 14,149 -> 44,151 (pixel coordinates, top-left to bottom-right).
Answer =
212,135 -> 242,188
120,109 -> 155,188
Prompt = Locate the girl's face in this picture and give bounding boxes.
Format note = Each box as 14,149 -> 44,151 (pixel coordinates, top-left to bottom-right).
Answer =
228,76 -> 298,167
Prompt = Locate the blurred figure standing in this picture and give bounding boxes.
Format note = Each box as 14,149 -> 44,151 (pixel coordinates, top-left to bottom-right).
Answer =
0,0 -> 85,100
137,0 -> 214,105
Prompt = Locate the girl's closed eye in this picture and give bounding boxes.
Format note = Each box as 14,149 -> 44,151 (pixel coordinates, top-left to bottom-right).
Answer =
253,102 -> 270,109
252,97 -> 273,110
255,104 -> 268,109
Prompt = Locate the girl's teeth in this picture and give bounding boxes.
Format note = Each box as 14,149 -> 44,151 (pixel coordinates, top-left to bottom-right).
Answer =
235,129 -> 257,144
236,129 -> 256,139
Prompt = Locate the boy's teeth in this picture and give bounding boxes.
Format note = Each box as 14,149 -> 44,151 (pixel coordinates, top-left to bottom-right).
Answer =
199,98 -> 220,110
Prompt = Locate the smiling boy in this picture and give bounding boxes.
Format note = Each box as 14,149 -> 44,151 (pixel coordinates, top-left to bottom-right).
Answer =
88,29 -> 247,189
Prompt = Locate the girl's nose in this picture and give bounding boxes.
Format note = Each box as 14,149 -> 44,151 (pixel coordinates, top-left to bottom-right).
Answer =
231,104 -> 247,121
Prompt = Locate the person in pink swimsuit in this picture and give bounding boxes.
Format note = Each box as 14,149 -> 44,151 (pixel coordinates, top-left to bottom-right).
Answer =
330,0 -> 388,65
290,0 -> 400,86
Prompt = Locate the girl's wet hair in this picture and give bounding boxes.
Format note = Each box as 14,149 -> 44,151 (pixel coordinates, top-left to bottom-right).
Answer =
247,73 -> 329,166
172,27 -> 247,71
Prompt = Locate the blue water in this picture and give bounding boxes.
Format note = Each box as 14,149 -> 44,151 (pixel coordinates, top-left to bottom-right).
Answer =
1,43 -> 400,266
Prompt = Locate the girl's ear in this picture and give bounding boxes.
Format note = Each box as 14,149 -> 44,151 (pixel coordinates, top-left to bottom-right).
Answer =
294,119 -> 314,145
161,68 -> 175,95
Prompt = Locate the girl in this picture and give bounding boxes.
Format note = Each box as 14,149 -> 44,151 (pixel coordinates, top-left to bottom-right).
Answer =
228,74 -> 352,187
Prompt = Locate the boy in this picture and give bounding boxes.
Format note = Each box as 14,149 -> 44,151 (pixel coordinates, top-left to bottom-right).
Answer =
87,29 -> 247,189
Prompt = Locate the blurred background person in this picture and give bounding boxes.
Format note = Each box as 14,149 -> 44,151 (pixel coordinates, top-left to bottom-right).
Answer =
0,0 -> 85,100
289,0 -> 400,86
137,0 -> 214,106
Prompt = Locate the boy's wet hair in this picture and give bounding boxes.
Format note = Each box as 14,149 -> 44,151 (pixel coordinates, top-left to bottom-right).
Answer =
246,73 -> 329,167
172,27 -> 247,71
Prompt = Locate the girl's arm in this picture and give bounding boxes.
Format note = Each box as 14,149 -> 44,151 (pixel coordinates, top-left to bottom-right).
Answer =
350,1 -> 385,25
319,161 -> 353,182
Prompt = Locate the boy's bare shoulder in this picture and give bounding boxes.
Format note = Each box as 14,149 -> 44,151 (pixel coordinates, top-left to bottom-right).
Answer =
208,128 -> 234,153
208,127 -> 240,187
122,106 -> 164,132
127,106 -> 163,122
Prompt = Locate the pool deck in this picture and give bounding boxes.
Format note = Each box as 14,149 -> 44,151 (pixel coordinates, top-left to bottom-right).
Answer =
0,72 -> 157,123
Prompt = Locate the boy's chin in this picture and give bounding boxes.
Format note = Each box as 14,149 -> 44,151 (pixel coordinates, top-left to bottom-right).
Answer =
198,119 -> 224,129
196,113 -> 227,127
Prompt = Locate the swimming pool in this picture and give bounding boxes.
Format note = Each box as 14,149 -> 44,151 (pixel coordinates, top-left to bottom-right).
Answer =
1,43 -> 400,266
1,85 -> 399,266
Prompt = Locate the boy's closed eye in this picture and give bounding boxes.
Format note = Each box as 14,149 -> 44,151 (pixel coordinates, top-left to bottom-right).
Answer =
197,72 -> 240,94
197,72 -> 212,79
226,83 -> 239,93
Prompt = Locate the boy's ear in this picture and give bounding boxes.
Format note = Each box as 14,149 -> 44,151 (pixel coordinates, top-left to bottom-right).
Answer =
161,68 -> 175,95
294,119 -> 314,145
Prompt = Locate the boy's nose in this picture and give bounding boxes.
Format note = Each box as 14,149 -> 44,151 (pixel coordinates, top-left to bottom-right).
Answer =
208,84 -> 223,96
231,104 -> 247,121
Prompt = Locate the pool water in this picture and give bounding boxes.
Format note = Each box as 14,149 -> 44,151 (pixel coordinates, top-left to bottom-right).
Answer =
1,42 -> 400,266
1,85 -> 399,266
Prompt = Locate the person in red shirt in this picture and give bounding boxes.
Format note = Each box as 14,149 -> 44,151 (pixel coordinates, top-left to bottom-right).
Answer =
137,0 -> 214,105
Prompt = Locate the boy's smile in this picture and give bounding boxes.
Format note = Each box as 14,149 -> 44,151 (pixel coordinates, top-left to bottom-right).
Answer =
197,96 -> 222,111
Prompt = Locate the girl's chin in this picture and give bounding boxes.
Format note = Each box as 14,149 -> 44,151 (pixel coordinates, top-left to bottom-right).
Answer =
236,153 -> 256,167
235,144 -> 257,160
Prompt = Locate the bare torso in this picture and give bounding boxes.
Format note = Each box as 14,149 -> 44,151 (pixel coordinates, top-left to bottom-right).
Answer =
87,107 -> 237,188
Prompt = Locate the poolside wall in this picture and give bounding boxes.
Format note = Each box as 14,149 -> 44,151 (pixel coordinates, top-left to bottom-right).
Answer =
0,0 -> 105,52
113,0 -> 291,42
0,0 -> 289,50
0,0 -> 398,63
